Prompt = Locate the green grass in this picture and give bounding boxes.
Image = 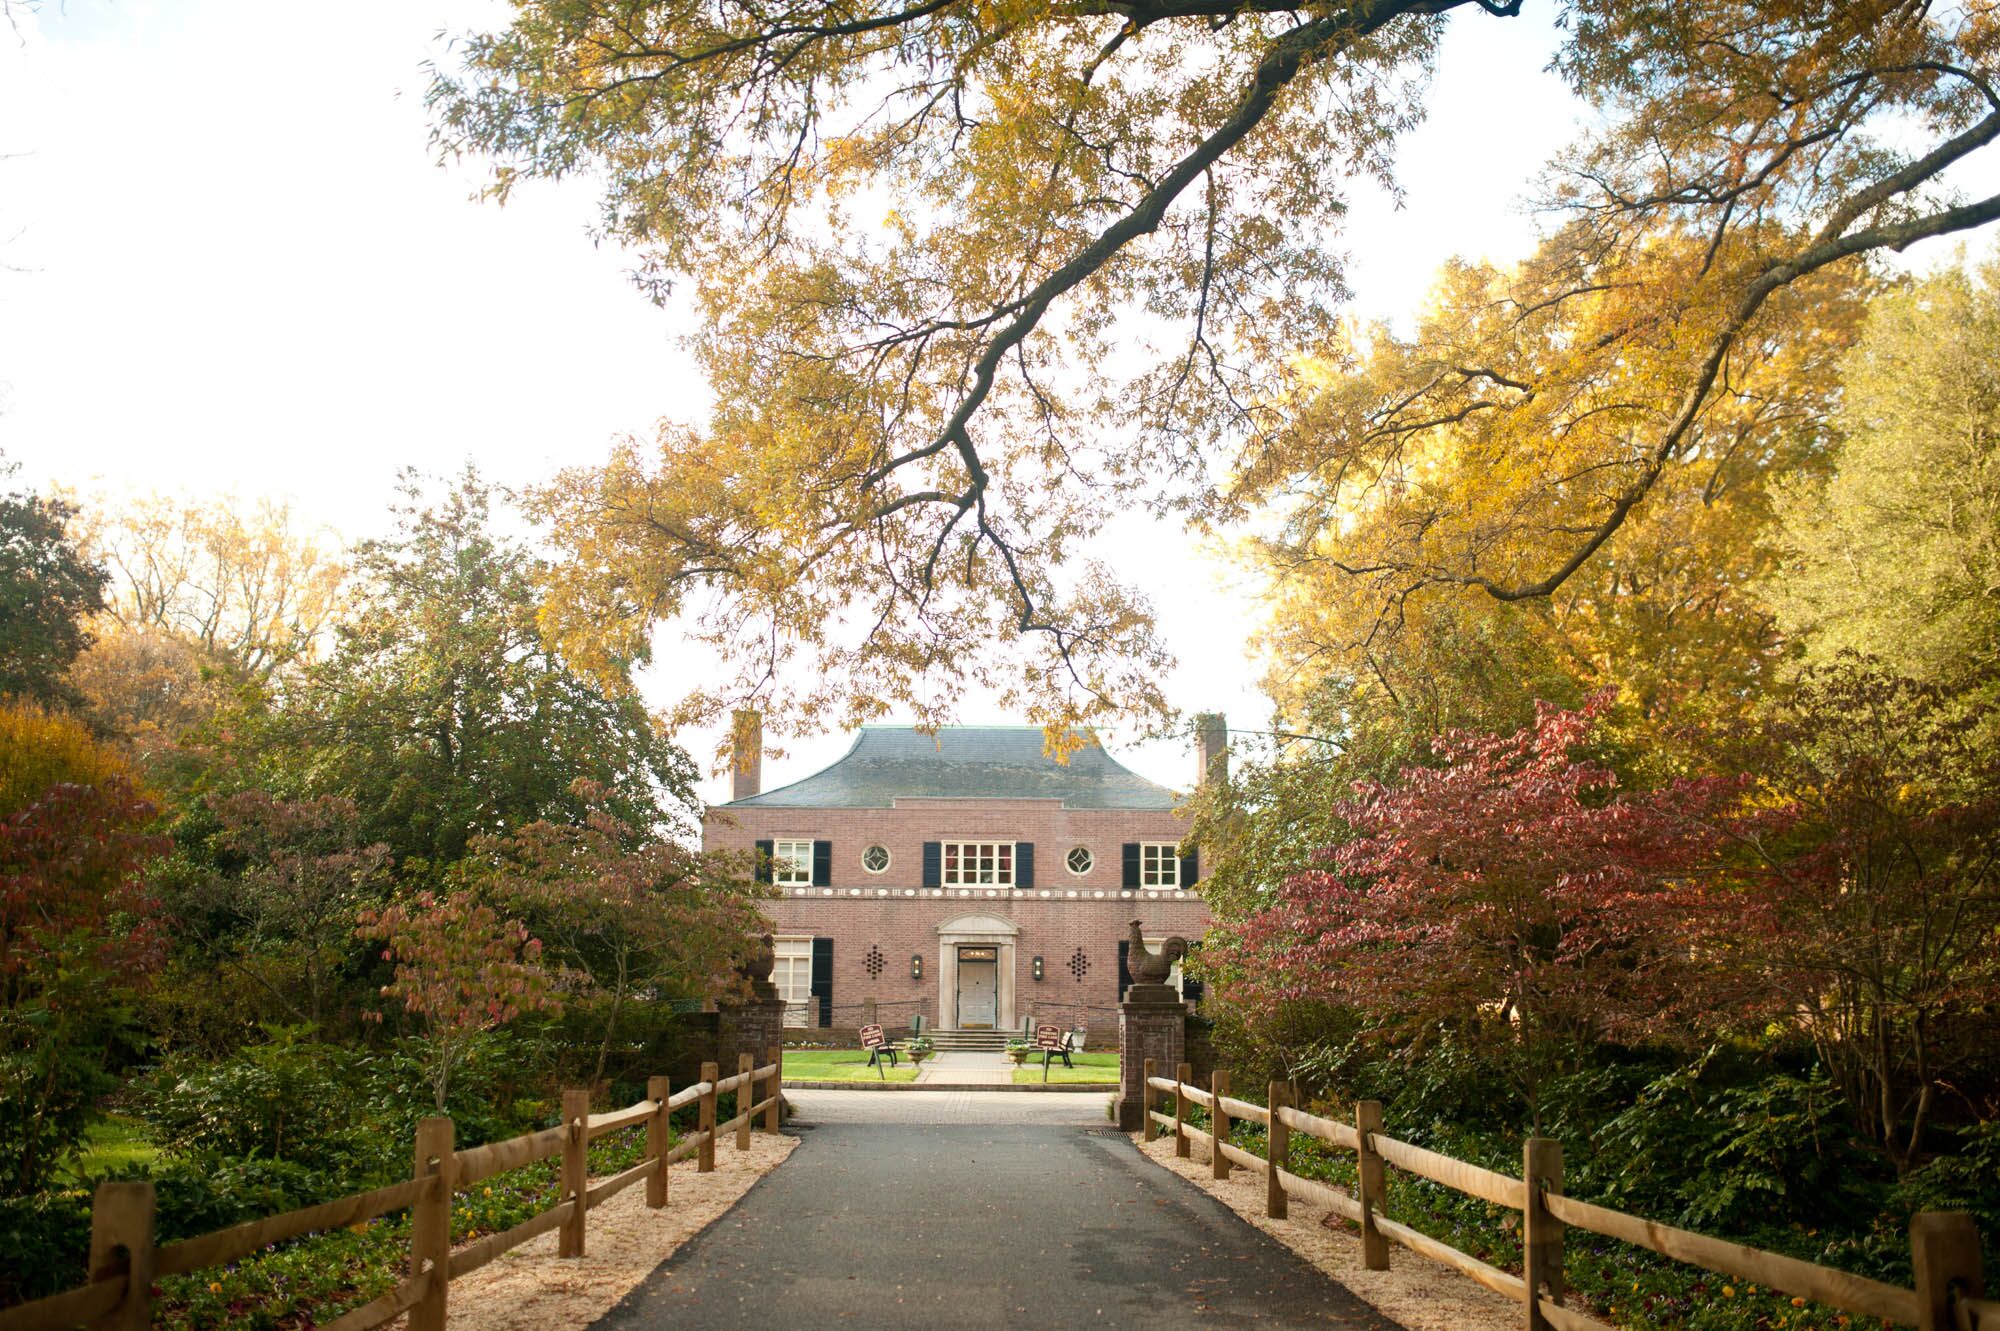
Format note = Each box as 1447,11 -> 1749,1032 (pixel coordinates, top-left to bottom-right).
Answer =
67,1113 -> 159,1177
1012,1051 -> 1119,1084
783,1048 -> 920,1082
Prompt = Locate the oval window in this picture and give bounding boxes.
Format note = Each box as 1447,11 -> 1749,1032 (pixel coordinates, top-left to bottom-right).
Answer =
1065,846 -> 1093,876
862,844 -> 891,874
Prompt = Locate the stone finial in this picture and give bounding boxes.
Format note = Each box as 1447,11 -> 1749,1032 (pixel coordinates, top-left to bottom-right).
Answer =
737,932 -> 778,1000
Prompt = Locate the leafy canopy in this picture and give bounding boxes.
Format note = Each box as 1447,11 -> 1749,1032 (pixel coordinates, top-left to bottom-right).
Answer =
0,458 -> 106,709
1769,255 -> 2000,694
244,470 -> 698,868
435,0 -> 2000,732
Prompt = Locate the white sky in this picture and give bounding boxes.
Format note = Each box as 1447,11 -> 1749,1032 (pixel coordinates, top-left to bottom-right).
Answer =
0,0 -> 1586,802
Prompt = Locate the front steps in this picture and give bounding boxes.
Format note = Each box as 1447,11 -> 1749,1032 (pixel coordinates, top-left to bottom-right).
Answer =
926,1028 -> 1015,1051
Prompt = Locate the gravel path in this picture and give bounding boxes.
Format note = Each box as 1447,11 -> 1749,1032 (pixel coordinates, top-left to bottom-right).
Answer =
588,1092 -> 1405,1330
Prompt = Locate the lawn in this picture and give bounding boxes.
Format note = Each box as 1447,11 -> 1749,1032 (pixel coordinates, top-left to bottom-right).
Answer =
782,1048 -> 920,1082
66,1113 -> 160,1177
1012,1051 -> 1119,1085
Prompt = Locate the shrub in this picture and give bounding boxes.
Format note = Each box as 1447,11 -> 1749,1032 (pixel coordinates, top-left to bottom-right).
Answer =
143,1028 -> 384,1176
0,701 -> 128,817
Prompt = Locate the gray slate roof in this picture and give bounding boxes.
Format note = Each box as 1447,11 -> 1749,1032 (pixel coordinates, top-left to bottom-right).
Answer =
728,726 -> 1180,810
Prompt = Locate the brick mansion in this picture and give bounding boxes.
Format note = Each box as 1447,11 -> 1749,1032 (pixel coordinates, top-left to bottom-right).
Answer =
700,717 -> 1225,1035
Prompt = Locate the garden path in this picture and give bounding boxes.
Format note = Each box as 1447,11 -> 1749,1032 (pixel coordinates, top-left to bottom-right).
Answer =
587,1091 -> 1406,1330
913,1048 -> 1015,1085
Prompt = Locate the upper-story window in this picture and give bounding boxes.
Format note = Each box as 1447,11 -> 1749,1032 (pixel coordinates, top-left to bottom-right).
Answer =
1066,845 -> 1094,876
1139,842 -> 1180,889
772,839 -> 816,886
943,841 -> 1013,887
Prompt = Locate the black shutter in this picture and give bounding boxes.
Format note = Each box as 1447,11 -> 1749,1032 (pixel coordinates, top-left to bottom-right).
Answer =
1122,843 -> 1140,888
922,841 -> 942,888
810,937 -> 833,1026
1179,846 -> 1199,889
1015,842 -> 1034,889
753,839 -> 774,884
812,839 -> 833,887
1116,939 -> 1131,999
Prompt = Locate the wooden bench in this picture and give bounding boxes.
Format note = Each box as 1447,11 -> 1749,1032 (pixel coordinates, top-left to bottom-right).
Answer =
1034,1023 -> 1085,1081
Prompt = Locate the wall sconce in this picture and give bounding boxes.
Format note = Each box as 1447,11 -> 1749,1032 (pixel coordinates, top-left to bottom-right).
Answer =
911,954 -> 924,981
1032,955 -> 1045,982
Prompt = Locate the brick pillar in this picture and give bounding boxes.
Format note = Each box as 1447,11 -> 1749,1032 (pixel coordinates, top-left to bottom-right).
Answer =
1117,986 -> 1185,1132
717,998 -> 786,1077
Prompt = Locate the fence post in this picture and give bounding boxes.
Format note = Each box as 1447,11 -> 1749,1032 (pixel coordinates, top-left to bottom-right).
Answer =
1523,1137 -> 1565,1328
764,1045 -> 782,1132
698,1060 -> 718,1173
646,1075 -> 670,1210
1142,1058 -> 1158,1142
408,1116 -> 453,1331
88,1181 -> 156,1331
1355,1099 -> 1388,1271
1174,1061 -> 1192,1159
1267,1081 -> 1289,1220
1211,1069 -> 1232,1181
559,1089 -> 589,1258
737,1052 -> 755,1152
1912,1211 -> 1984,1331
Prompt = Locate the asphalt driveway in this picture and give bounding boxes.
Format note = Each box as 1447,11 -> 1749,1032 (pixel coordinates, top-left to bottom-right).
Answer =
589,1094 -> 1403,1330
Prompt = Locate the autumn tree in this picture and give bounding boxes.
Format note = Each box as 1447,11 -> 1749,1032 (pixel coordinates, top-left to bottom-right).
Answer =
433,1 -> 2000,733
1247,233 -> 1873,773
1768,255 -> 2000,696
75,491 -> 347,680
0,458 -> 106,708
0,703 -> 165,1193
356,891 -> 560,1112
470,780 -> 770,1083
65,626 -> 241,774
1223,695 -> 1743,1126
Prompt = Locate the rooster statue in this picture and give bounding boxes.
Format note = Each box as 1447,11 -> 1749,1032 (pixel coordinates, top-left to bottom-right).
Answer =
1126,920 -> 1189,986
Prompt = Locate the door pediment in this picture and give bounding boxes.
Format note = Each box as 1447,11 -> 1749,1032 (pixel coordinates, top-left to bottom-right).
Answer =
936,913 -> 1018,938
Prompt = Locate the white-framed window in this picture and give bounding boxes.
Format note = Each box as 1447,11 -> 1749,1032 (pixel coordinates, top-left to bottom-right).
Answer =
1066,845 -> 1094,876
773,936 -> 814,1027
862,844 -> 891,874
772,839 -> 814,886
942,840 -> 1014,887
1139,842 -> 1180,889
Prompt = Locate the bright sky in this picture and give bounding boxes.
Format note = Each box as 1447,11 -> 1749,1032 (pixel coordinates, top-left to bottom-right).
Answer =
0,0 -> 1584,802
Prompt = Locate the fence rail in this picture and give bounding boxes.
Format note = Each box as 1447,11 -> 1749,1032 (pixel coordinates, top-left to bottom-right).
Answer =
0,1049 -> 786,1331
1141,1060 -> 1991,1331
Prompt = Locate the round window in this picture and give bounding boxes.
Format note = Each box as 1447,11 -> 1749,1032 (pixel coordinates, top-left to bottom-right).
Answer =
1065,846 -> 1093,876
862,844 -> 891,874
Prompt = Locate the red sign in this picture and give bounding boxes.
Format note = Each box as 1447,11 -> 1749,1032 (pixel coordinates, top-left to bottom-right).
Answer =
1034,1023 -> 1064,1050
860,1023 -> 886,1049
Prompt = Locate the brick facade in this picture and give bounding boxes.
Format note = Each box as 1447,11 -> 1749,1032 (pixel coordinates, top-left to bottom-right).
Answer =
702,731 -> 1217,1032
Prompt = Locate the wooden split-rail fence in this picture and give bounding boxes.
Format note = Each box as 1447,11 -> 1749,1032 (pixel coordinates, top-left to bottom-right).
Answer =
0,1051 -> 784,1331
1143,1060 -> 1997,1331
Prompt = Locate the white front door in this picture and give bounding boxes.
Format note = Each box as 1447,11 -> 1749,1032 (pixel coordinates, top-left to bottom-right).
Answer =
957,958 -> 998,1027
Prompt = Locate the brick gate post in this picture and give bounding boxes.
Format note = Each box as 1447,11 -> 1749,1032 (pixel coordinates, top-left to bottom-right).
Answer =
1117,983 -> 1185,1132
718,933 -> 787,1119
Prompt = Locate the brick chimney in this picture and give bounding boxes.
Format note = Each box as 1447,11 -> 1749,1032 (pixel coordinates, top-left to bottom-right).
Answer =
730,709 -> 763,802
1194,712 -> 1228,788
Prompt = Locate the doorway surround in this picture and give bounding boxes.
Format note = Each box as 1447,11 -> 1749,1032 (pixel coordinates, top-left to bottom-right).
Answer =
936,913 -> 1018,1030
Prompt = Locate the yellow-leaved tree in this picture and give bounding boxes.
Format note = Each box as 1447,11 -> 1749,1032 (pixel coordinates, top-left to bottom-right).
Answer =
431,0 -> 2000,734
1242,229 -> 1877,771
